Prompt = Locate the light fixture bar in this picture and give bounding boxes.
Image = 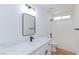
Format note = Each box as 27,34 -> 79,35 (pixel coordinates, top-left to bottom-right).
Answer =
25,4 -> 35,11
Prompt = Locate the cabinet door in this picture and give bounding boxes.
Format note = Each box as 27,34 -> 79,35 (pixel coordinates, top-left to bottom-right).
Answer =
31,42 -> 51,55
31,44 -> 48,55
46,44 -> 51,55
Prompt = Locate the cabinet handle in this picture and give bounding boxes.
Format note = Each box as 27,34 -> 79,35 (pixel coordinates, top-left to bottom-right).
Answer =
28,28 -> 35,29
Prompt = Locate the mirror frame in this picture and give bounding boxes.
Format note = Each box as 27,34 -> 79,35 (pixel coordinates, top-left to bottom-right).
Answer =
22,13 -> 36,36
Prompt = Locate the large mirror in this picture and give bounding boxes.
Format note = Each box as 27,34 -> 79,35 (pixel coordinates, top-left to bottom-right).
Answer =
22,13 -> 36,36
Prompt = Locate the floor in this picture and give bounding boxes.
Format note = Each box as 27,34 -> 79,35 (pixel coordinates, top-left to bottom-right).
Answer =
51,48 -> 76,55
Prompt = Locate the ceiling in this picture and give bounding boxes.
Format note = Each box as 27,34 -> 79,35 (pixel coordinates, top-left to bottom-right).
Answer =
29,4 -> 75,14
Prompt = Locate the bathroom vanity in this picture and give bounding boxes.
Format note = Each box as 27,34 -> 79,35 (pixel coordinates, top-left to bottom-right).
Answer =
0,38 -> 51,55
30,39 -> 51,55
0,13 -> 52,55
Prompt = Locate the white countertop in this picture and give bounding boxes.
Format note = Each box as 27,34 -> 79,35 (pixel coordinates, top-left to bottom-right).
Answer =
0,37 -> 51,55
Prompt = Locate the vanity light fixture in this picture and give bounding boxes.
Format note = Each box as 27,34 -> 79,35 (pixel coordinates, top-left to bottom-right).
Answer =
53,16 -> 61,20
21,4 -> 36,16
27,5 -> 32,10
49,17 -> 53,22
25,4 -> 35,11
62,15 -> 71,19
53,15 -> 71,21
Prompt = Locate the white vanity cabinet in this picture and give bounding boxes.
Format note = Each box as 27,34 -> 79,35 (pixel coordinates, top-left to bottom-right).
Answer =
0,38 -> 51,55
30,42 -> 51,55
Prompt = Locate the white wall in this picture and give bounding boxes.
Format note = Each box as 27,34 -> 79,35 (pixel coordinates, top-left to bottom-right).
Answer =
35,8 -> 51,37
50,10 -> 77,52
0,4 -> 50,48
73,5 -> 79,54
44,4 -> 79,54
0,5 -> 29,48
